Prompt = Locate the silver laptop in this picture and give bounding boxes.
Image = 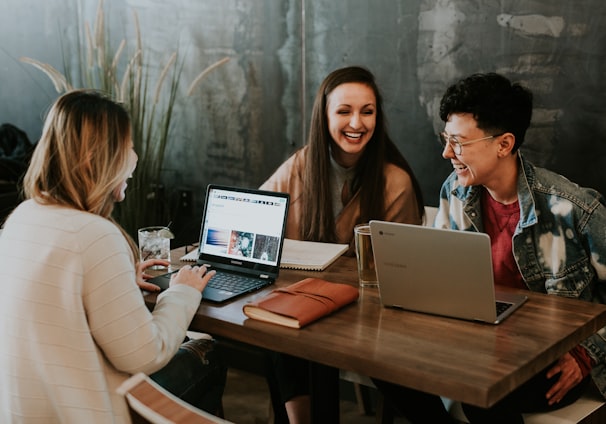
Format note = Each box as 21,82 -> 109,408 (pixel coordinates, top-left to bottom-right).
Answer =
150,185 -> 289,303
369,220 -> 527,324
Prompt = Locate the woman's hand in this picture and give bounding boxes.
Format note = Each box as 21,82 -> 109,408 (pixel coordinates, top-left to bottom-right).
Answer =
136,259 -> 170,292
170,265 -> 216,292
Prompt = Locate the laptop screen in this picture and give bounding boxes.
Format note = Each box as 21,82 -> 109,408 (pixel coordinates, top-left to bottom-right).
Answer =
197,185 -> 289,273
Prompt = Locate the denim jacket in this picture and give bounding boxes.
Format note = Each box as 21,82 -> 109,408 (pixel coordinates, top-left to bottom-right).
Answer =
435,153 -> 606,398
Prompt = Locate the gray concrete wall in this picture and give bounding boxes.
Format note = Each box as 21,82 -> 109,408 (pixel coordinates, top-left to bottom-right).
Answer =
2,0 -> 606,237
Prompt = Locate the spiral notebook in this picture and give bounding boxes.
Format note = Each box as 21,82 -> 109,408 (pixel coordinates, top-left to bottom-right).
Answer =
279,239 -> 348,271
181,238 -> 348,271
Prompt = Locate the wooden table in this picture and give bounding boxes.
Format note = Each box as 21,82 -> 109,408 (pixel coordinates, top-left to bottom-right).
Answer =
145,246 -> 606,420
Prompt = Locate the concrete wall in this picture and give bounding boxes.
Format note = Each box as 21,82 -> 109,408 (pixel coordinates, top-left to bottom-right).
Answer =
2,0 -> 606,239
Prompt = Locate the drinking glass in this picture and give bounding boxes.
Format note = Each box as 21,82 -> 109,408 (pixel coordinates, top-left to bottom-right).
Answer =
138,226 -> 172,269
354,224 -> 378,288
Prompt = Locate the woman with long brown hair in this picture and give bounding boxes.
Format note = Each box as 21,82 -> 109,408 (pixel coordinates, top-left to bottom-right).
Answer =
262,65 -> 424,255
261,66 -> 425,423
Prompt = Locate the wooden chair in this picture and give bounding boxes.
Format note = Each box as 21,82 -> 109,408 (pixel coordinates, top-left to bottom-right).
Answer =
117,372 -> 232,424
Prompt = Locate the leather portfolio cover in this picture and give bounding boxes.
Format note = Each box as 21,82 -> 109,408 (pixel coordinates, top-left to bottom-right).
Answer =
242,277 -> 359,328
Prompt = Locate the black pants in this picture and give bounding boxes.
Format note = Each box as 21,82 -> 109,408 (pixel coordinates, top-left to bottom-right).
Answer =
372,378 -> 457,424
374,372 -> 590,424
263,351 -> 311,423
462,371 -> 590,424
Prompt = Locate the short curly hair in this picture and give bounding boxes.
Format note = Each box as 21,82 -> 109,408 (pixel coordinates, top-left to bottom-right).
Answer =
439,73 -> 533,152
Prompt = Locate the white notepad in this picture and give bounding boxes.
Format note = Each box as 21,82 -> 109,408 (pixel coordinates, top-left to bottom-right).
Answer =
180,248 -> 200,262
181,238 -> 348,271
279,239 -> 348,271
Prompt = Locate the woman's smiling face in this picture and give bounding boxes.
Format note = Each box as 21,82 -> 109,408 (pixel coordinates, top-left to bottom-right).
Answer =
326,82 -> 376,168
113,141 -> 138,202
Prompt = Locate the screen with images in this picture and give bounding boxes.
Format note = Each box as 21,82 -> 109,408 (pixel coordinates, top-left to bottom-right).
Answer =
200,187 -> 288,266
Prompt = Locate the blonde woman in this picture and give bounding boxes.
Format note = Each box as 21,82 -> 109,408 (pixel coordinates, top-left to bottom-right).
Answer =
0,90 -> 225,423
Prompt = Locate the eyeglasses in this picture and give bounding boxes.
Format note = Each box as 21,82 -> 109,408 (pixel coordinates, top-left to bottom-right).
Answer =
438,132 -> 503,155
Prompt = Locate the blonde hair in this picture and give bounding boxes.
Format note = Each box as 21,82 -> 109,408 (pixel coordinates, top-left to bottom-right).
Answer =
24,90 -> 138,257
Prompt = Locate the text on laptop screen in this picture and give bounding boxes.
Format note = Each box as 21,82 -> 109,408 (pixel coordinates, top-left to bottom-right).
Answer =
199,187 -> 288,267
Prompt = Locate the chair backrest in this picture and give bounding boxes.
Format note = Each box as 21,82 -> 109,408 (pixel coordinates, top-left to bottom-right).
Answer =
424,206 -> 438,227
117,373 -> 232,424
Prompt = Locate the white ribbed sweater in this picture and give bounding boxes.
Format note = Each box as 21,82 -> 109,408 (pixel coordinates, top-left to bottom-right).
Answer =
0,200 -> 201,423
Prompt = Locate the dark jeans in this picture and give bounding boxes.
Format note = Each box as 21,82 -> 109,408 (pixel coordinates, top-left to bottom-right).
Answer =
462,370 -> 590,424
150,337 -> 227,414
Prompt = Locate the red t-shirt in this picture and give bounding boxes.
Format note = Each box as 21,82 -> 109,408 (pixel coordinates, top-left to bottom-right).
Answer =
481,189 -> 593,374
481,189 -> 525,289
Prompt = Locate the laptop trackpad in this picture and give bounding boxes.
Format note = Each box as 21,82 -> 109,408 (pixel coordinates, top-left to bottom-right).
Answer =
148,271 -> 175,291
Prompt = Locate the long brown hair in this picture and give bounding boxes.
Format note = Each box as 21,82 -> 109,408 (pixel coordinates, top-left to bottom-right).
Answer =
23,90 -> 139,258
302,66 -> 424,242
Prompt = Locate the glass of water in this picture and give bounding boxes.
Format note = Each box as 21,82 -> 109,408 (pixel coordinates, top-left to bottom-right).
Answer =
137,226 -> 173,269
354,223 -> 378,288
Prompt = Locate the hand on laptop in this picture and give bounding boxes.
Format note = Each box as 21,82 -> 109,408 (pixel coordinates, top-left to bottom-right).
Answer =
136,259 -> 171,292
171,265 -> 216,293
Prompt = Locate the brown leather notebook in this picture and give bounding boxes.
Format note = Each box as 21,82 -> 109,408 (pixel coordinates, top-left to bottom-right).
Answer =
242,277 -> 359,328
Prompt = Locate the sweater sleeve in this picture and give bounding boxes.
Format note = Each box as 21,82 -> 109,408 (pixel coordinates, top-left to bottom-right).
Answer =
382,163 -> 422,226
260,149 -> 307,241
260,150 -> 303,193
81,221 -> 201,375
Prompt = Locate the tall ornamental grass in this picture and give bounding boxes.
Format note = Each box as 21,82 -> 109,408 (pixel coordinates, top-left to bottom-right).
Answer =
21,0 -> 229,236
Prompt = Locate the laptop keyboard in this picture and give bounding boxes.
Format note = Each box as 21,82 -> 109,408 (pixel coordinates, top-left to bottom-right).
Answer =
207,271 -> 264,293
496,301 -> 513,316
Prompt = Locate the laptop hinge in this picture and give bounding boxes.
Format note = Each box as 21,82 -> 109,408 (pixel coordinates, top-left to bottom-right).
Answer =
260,274 -> 269,279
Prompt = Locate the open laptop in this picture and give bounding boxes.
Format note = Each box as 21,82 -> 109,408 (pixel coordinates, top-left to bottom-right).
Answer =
369,220 -> 527,324
149,185 -> 289,303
